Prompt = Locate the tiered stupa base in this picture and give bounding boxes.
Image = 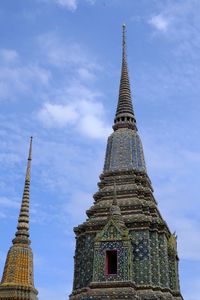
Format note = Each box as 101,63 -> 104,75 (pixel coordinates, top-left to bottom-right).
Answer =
0,285 -> 38,300
70,283 -> 183,300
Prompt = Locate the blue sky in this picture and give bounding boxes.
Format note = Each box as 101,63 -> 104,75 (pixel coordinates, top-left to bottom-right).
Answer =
0,0 -> 199,299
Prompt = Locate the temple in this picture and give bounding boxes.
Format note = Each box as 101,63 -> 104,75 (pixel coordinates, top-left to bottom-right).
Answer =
69,25 -> 184,300
0,25 -> 184,300
0,137 -> 38,300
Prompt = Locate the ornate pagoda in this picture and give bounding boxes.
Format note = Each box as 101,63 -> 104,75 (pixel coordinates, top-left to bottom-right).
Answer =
69,25 -> 184,300
0,137 -> 38,300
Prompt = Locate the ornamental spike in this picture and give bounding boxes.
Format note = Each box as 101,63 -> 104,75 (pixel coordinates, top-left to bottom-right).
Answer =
110,181 -> 121,217
113,181 -> 117,206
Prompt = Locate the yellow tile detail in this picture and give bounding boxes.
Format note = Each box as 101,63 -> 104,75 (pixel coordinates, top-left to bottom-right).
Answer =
1,246 -> 33,287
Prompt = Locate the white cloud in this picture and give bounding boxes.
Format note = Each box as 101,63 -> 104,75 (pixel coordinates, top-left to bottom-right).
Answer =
149,14 -> 169,32
80,113 -> 109,139
37,98 -> 111,139
37,103 -> 78,127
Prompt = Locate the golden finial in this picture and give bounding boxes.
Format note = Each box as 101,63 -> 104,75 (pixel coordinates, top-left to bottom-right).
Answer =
26,136 -> 33,181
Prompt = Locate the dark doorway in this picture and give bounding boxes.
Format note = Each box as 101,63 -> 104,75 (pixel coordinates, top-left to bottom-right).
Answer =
106,250 -> 117,275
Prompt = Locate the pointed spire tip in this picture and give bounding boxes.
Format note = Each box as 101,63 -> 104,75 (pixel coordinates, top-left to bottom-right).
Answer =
28,136 -> 33,161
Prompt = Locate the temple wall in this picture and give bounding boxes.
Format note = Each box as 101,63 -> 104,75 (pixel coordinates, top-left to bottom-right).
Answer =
130,230 -> 150,285
168,252 -> 180,292
73,233 -> 96,290
149,231 -> 160,286
159,233 -> 170,288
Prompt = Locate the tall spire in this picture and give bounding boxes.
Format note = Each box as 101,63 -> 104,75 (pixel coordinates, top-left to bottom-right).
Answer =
13,136 -> 32,245
0,137 -> 38,300
113,24 -> 136,131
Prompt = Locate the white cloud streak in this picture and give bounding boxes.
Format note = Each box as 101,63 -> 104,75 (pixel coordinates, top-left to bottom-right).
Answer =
0,49 -> 19,64
40,0 -> 96,11
0,49 -> 51,101
35,32 -> 110,139
37,98 -> 111,139
37,32 -> 99,72
38,103 -> 78,127
142,126 -> 200,263
56,0 -> 77,10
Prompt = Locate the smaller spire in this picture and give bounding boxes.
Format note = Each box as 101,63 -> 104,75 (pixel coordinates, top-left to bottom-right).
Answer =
110,182 -> 127,230
110,181 -> 121,216
113,181 -> 117,206
113,24 -> 137,131
13,137 -> 33,245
